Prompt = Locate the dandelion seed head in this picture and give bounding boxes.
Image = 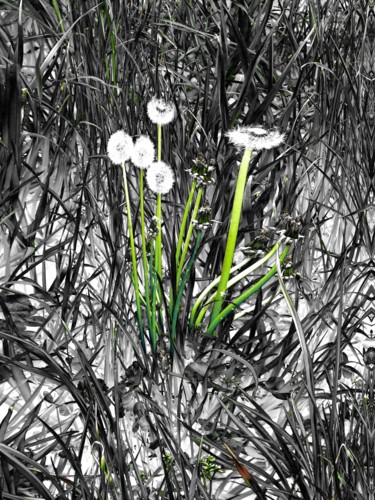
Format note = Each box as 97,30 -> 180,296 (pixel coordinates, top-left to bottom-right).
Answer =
147,97 -> 176,125
131,135 -> 155,169
107,130 -> 134,165
226,126 -> 285,151
249,127 -> 269,136
146,161 -> 174,194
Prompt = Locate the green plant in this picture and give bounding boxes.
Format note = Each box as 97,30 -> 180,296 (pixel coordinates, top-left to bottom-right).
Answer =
199,454 -> 222,486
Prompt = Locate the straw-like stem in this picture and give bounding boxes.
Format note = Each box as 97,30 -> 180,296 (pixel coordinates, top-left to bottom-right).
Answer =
171,231 -> 203,358
176,178 -> 197,266
191,242 -> 281,329
139,169 -> 152,347
121,161 -> 145,351
176,187 -> 203,285
208,148 -> 253,332
206,244 -> 291,335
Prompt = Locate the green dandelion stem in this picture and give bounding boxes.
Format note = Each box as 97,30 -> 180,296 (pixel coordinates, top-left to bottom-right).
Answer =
206,244 -> 291,336
208,148 -> 253,332
155,123 -> 163,287
176,187 -> 203,285
190,256 -> 252,328
176,178 -> 197,266
155,194 -> 162,280
171,231 -> 203,358
149,239 -> 158,352
193,303 -> 211,331
110,31 -> 117,96
157,124 -> 162,161
190,243 -> 280,328
139,169 -> 152,336
169,178 -> 198,315
121,161 -> 145,351
52,0 -> 64,32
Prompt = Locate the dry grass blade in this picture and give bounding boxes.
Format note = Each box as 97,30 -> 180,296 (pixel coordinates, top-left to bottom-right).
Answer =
222,441 -> 267,498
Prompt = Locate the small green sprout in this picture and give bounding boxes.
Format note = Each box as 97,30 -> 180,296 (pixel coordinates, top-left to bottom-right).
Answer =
139,470 -> 148,483
163,452 -> 174,473
199,455 -> 221,482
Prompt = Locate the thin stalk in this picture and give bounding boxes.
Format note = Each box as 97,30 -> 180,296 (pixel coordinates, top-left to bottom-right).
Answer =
206,245 -> 291,335
139,169 -> 152,339
155,194 -> 162,279
169,179 -> 197,315
155,124 -> 163,280
194,303 -> 212,330
274,243 -> 318,479
176,179 -> 197,266
234,293 -> 275,320
121,161 -> 145,351
51,0 -> 64,32
331,246 -> 345,440
208,148 -> 253,332
275,244 -> 313,391
189,256 -> 251,328
149,239 -> 157,352
157,124 -> 162,161
176,187 -> 203,285
190,242 -> 281,328
171,231 -> 203,358
110,31 -> 117,97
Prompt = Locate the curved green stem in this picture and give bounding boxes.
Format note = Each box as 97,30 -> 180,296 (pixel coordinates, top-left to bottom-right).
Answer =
121,161 -> 145,351
234,293 -> 275,320
208,148 -> 253,331
206,245 -> 291,335
190,242 -> 282,328
190,257 -> 251,325
193,302 -> 211,331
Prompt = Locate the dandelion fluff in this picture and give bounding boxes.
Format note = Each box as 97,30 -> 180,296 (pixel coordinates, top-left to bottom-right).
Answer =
107,130 -> 134,165
147,97 -> 176,125
131,135 -> 155,169
226,126 -> 285,151
147,161 -> 174,194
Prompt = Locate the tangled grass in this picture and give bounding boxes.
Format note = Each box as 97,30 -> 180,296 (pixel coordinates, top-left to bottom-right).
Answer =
0,0 -> 372,498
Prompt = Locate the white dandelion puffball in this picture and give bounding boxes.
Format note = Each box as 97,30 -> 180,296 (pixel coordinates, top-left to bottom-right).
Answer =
131,135 -> 155,169
147,161 -> 175,194
107,130 -> 134,165
226,126 -> 285,151
147,97 -> 176,125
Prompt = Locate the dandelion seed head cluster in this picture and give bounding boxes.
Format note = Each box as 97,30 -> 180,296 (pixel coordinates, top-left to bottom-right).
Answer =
192,202 -> 213,230
226,126 -> 285,151
107,130 -> 134,165
188,154 -> 215,186
131,135 -> 155,169
147,161 -> 174,194
147,97 -> 176,125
